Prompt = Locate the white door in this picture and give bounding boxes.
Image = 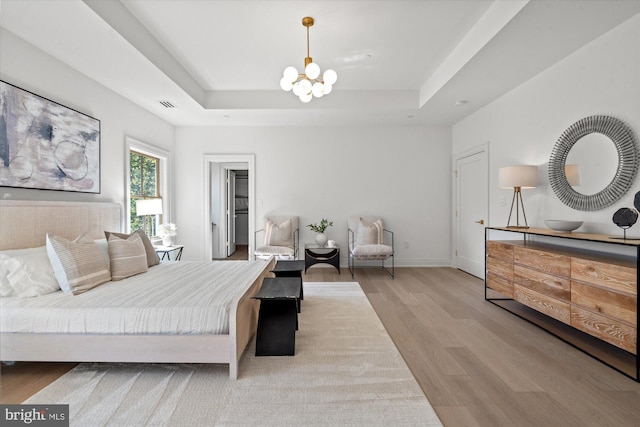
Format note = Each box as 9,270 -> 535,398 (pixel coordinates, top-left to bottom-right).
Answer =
456,150 -> 488,278
226,170 -> 236,257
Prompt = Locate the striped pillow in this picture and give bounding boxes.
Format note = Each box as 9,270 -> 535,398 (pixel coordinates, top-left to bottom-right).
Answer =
264,218 -> 293,248
104,230 -> 160,267
46,233 -> 112,295
107,233 -> 149,281
356,218 -> 384,246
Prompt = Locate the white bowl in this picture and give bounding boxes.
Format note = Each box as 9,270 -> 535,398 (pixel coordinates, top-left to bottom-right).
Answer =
544,220 -> 583,232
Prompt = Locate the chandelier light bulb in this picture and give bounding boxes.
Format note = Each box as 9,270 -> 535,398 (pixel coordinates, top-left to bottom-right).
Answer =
292,82 -> 302,96
312,82 -> 325,98
281,17 -> 336,102
299,79 -> 312,94
323,69 -> 337,86
280,77 -> 294,91
305,62 -> 320,80
283,66 -> 298,82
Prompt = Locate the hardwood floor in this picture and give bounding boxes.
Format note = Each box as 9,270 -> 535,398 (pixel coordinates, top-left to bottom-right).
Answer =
305,267 -> 640,426
3,267 -> 640,426
214,244 -> 249,261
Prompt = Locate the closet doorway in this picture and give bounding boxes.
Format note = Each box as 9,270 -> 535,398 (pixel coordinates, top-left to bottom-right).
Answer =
203,154 -> 255,261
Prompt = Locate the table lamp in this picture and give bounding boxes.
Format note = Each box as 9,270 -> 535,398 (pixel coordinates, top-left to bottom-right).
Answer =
499,165 -> 537,228
135,198 -> 163,236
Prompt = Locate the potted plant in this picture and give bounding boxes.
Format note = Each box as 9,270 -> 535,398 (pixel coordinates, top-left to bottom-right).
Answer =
307,218 -> 333,247
158,223 -> 177,246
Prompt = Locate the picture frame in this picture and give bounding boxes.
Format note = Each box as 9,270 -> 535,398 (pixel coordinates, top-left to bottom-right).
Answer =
0,80 -> 101,193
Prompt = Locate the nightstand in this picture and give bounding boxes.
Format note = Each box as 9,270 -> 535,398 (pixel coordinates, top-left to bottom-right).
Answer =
154,245 -> 184,261
305,244 -> 340,273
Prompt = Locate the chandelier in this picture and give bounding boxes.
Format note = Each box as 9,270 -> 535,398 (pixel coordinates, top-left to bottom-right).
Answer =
280,17 -> 337,103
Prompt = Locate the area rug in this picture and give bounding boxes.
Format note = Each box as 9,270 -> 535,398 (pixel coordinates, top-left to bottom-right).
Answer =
24,282 -> 442,426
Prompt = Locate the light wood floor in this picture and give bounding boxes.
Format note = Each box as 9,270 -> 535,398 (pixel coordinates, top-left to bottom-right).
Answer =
214,244 -> 249,261
3,267 -> 640,426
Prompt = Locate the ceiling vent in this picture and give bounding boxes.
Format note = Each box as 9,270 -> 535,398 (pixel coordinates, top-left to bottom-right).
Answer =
158,100 -> 176,108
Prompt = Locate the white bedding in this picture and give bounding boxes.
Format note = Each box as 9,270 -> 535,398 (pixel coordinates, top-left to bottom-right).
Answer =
1,260 -> 270,335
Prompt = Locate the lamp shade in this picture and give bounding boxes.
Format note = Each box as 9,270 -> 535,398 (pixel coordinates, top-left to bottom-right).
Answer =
565,164 -> 581,187
135,198 -> 163,216
498,165 -> 538,189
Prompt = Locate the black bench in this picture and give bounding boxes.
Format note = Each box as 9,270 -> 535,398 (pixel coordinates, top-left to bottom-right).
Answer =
271,259 -> 305,310
253,277 -> 302,356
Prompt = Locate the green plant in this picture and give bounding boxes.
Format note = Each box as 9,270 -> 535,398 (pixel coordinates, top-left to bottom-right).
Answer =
307,218 -> 333,233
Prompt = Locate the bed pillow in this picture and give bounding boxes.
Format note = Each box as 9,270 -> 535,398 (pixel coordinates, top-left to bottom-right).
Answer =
46,233 -> 112,295
107,233 -> 148,281
94,238 -> 110,268
264,218 -> 293,248
104,230 -> 160,267
0,246 -> 60,297
355,218 -> 384,246
0,259 -> 12,297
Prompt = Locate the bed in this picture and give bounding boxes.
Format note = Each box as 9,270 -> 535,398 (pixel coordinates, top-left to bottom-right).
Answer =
0,200 -> 274,379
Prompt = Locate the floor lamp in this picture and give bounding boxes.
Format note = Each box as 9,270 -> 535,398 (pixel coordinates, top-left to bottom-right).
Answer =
135,198 -> 163,236
499,166 -> 537,229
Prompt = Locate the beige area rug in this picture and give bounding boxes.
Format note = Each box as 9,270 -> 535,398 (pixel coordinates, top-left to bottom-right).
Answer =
25,282 -> 442,426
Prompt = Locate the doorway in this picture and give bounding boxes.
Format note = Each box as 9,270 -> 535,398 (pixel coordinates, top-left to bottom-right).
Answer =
203,154 -> 255,261
454,145 -> 489,279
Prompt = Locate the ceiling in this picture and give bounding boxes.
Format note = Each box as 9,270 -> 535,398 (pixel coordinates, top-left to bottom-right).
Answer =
2,0 -> 640,127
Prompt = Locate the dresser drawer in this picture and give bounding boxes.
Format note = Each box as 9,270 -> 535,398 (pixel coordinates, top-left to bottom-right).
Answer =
486,273 -> 513,298
514,246 -> 570,277
515,265 -> 570,302
487,256 -> 513,281
514,284 -> 570,324
487,241 -> 513,262
571,257 -> 636,296
571,281 -> 636,326
571,306 -> 637,354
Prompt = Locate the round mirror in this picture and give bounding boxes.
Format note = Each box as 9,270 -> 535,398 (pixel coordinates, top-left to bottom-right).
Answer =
565,132 -> 618,195
548,115 -> 638,211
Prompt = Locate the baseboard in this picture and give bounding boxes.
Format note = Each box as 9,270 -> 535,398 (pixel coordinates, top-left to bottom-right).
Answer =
335,257 -> 451,268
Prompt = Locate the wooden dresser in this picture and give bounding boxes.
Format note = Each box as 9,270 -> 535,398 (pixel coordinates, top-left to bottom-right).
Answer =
485,227 -> 639,381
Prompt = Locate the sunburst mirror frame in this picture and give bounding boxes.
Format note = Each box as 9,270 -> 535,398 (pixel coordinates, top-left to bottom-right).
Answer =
549,115 -> 639,211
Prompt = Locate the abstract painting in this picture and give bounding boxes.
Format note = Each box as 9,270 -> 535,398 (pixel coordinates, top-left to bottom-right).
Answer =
0,80 -> 100,193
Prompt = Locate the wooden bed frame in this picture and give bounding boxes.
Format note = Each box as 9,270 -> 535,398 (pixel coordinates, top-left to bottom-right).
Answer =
0,200 -> 274,379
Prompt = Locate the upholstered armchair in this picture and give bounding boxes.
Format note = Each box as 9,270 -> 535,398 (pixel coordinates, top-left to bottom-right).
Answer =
347,216 -> 394,278
254,216 -> 299,260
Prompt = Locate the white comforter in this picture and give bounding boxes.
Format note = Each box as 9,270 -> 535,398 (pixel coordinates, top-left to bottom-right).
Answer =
0,260 -> 270,335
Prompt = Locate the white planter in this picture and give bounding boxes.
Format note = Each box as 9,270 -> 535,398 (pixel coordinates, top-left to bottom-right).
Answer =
315,233 -> 328,247
162,236 -> 175,246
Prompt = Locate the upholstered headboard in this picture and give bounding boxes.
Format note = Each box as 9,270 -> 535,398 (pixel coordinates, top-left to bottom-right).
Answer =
0,200 -> 122,250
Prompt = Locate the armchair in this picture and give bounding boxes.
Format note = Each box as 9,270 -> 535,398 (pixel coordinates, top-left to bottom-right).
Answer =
347,216 -> 394,278
254,216 -> 299,260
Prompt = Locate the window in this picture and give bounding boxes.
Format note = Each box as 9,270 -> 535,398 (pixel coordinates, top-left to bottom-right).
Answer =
130,151 -> 161,236
125,137 -> 171,236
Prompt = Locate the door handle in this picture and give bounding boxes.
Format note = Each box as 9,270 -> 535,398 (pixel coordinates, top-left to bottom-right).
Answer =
475,219 -> 485,225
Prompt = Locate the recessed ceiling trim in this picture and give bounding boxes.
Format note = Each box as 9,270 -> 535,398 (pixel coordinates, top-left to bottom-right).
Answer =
83,0 -> 205,106
418,0 -> 529,108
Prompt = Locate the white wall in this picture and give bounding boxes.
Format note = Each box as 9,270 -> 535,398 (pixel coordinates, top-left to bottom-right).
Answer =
453,14 -> 640,235
0,29 -> 175,226
175,126 -> 452,265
